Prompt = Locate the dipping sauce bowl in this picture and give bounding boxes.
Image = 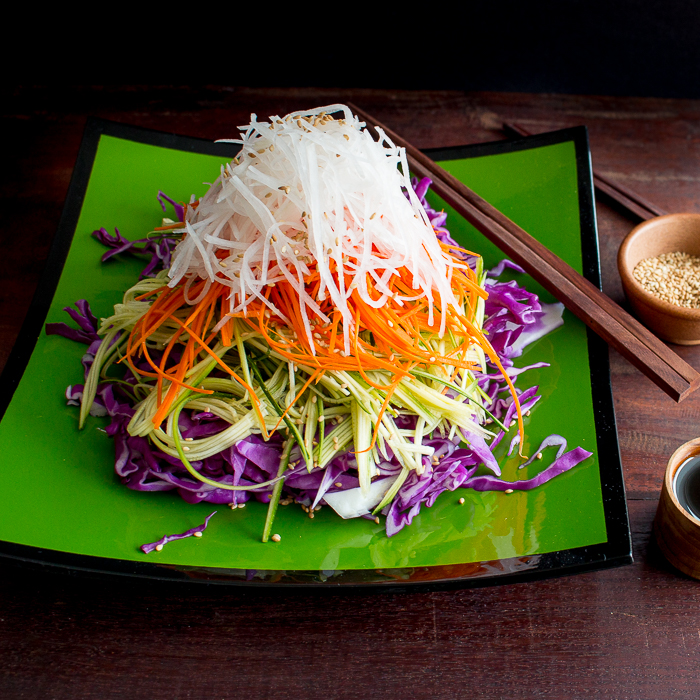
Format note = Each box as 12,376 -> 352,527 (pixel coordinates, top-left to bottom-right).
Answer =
654,437 -> 700,580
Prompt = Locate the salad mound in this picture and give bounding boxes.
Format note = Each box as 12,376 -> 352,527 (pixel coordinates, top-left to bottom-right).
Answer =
47,105 -> 592,541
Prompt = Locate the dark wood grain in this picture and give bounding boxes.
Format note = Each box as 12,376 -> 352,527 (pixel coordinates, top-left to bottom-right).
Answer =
2,86 -> 700,699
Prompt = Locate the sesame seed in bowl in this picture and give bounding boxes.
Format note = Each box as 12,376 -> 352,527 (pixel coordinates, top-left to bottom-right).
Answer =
633,252 -> 700,309
618,213 -> 700,345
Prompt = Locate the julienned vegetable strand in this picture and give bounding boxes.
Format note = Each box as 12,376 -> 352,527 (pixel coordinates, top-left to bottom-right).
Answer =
248,351 -> 311,468
48,104 -> 593,541
262,439 -> 294,543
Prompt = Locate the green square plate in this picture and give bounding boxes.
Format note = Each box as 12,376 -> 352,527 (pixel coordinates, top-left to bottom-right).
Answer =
0,119 -> 631,587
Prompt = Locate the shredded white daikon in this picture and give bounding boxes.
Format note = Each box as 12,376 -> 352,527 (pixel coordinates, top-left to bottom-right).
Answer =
167,104 -> 462,352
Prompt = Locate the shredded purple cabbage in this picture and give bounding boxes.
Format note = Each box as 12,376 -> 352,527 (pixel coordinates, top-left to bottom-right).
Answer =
141,511 -> 217,553
91,192 -> 182,278
46,300 -> 99,345
48,180 -> 593,539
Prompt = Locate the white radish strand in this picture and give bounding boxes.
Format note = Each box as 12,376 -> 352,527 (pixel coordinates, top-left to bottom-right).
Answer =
167,104 -> 464,353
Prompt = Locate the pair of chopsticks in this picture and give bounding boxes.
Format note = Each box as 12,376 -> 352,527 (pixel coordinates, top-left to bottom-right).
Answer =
503,122 -> 667,221
348,103 -> 700,403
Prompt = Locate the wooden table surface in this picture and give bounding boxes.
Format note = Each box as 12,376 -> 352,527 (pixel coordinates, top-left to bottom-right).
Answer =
2,86 -> 700,699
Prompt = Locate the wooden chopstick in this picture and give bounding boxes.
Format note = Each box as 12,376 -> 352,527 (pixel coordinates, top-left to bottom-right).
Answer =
348,103 -> 700,403
503,122 -> 667,221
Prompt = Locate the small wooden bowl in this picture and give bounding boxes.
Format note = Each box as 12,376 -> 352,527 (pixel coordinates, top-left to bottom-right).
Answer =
618,213 -> 700,345
654,438 -> 700,580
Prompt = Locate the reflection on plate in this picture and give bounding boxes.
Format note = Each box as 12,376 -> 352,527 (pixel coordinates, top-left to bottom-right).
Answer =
0,119 -> 631,587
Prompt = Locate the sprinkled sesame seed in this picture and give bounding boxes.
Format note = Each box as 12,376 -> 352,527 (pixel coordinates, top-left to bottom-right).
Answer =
193,531 -> 202,538
155,544 -> 163,551
459,497 -> 465,504
537,452 -> 543,460
505,489 -> 514,494
374,517 -> 380,524
271,534 -> 281,542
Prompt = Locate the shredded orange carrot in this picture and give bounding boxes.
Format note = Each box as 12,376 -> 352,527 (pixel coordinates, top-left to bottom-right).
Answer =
120,243 -> 523,444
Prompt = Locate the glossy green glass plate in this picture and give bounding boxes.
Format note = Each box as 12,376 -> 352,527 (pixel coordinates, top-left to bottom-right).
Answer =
0,119 -> 631,586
